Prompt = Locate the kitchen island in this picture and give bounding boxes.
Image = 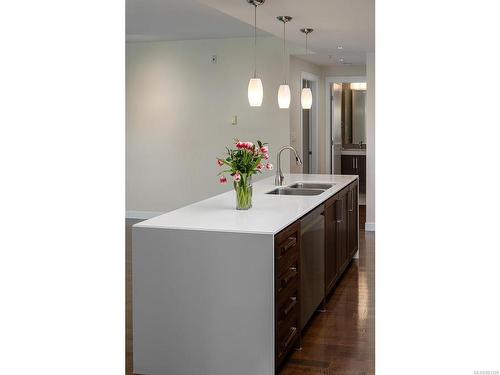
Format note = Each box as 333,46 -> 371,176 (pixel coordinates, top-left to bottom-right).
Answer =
132,174 -> 359,375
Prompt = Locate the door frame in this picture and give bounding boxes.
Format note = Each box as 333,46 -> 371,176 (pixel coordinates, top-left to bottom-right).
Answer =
300,71 -> 319,174
325,75 -> 366,174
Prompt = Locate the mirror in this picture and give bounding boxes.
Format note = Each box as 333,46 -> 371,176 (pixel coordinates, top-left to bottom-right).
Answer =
341,82 -> 366,149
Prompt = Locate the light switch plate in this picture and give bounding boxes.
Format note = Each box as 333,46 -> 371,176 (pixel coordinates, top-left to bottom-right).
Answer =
231,116 -> 237,125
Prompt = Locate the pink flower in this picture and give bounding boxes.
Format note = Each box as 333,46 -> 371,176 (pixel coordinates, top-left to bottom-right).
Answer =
260,146 -> 268,153
219,176 -> 227,184
266,163 -> 273,170
217,159 -> 224,167
256,163 -> 263,171
236,141 -> 254,151
264,153 -> 270,160
233,173 -> 241,182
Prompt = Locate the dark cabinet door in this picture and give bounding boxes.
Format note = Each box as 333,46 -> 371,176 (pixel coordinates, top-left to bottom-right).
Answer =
347,182 -> 359,257
336,189 -> 349,272
324,181 -> 359,299
357,156 -> 366,194
341,155 -> 366,194
341,155 -> 355,175
324,196 -> 338,295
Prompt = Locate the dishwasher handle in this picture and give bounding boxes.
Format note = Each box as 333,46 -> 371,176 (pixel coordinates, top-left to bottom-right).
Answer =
336,200 -> 343,223
300,206 -> 325,234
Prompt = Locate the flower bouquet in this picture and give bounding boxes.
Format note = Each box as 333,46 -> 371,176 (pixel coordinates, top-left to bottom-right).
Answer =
217,140 -> 273,210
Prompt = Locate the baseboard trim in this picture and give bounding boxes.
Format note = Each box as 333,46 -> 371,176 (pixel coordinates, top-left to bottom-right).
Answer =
126,211 -> 164,220
364,222 -> 375,232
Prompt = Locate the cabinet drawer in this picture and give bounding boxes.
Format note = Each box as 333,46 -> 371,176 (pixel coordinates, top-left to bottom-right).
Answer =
275,231 -> 299,277
277,324 -> 299,362
277,311 -> 299,347
276,290 -> 299,326
274,221 -> 300,369
276,289 -> 299,359
276,261 -> 299,305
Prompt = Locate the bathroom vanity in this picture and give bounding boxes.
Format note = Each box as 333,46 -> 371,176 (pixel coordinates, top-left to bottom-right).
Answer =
341,150 -> 366,193
132,174 -> 359,375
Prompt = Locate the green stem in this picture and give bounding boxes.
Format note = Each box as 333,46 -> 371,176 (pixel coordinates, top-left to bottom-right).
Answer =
234,174 -> 253,210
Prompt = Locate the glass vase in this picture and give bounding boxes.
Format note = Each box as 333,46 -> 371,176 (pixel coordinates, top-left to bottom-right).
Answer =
234,174 -> 253,210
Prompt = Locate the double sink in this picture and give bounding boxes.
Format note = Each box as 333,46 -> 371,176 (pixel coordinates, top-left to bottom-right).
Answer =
267,182 -> 335,196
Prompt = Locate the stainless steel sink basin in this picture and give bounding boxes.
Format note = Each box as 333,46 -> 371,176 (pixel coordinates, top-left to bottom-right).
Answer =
266,187 -> 325,196
288,182 -> 334,190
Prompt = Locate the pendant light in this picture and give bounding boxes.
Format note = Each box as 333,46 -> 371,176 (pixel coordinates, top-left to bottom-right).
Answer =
247,0 -> 265,107
300,28 -> 314,109
277,16 -> 292,109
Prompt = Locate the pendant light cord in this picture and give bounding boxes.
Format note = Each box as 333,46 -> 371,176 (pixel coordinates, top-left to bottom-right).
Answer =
305,33 -> 308,56
254,5 -> 257,78
305,33 -> 308,89
283,21 -> 286,84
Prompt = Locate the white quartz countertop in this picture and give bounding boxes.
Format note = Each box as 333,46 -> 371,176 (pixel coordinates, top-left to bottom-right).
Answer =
341,149 -> 366,156
134,174 -> 358,235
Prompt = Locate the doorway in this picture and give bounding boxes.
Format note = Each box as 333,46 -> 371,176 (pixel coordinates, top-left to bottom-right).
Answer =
325,76 -> 367,175
301,72 -> 319,174
326,76 -> 367,228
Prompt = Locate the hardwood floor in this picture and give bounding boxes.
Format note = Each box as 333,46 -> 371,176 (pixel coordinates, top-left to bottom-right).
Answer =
279,229 -> 375,375
125,221 -> 374,375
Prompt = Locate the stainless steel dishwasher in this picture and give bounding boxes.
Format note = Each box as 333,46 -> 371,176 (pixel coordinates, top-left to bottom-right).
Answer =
300,205 -> 325,330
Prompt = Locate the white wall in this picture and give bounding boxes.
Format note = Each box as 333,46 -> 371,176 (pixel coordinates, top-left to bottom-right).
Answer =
365,52 -> 375,230
126,37 -> 290,213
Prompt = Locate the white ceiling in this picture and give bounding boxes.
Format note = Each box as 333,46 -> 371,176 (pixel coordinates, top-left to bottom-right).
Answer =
126,0 -> 374,66
126,0 -> 269,42
198,0 -> 374,65
295,51 -> 368,66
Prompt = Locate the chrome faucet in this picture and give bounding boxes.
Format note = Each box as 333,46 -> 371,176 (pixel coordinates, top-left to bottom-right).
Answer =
275,146 -> 303,186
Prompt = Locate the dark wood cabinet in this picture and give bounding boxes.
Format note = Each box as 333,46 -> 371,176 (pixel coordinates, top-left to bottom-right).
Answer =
337,187 -> 349,272
275,180 -> 359,372
324,196 -> 339,295
357,156 -> 366,194
341,155 -> 355,174
347,182 -> 359,258
274,221 -> 301,370
341,155 -> 366,193
324,180 -> 359,299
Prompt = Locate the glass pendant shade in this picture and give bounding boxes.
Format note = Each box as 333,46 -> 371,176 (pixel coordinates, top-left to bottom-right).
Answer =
301,87 -> 312,109
277,84 -> 291,109
248,78 -> 263,107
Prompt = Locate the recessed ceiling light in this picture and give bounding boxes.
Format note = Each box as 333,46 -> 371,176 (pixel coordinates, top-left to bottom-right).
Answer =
339,58 -> 344,62
337,46 -> 343,50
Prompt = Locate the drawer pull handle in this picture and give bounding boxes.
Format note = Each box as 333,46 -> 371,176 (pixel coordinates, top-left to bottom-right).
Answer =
283,297 -> 297,316
282,267 -> 297,286
282,327 -> 297,351
280,236 -> 297,254
336,201 -> 344,223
